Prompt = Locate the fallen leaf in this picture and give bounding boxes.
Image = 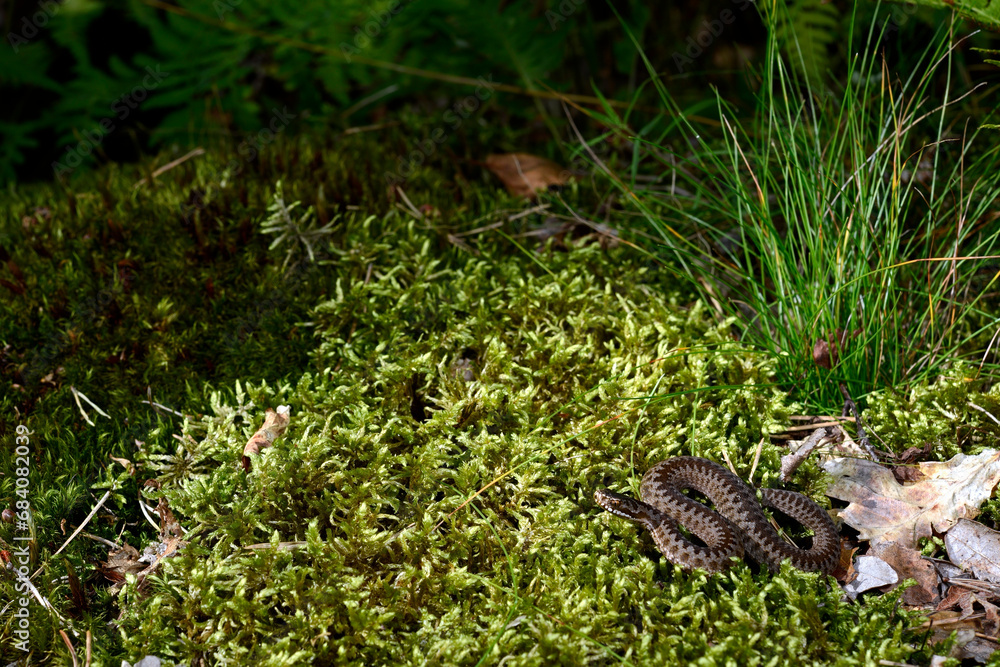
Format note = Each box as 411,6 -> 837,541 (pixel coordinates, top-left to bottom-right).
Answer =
242,405 -> 291,471
927,592 -> 1000,663
811,328 -> 860,370
812,338 -> 834,370
156,497 -> 184,538
844,555 -> 898,599
833,544 -> 858,582
937,583 -> 976,613
99,497 -> 187,594
823,449 -> 1000,550
984,598 -> 1000,636
485,153 -> 568,199
138,535 -> 184,572
98,544 -> 144,584
898,443 -> 934,464
110,455 -> 135,476
892,465 -> 925,483
871,542 -> 940,606
64,557 -> 88,613
931,557 -> 968,585
125,656 -> 163,667
946,518 -> 1000,584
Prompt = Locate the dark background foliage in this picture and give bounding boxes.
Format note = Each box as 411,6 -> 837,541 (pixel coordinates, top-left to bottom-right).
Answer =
2,0 -> 993,184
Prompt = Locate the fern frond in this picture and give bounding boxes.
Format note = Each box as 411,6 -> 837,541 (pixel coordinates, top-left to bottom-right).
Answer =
769,0 -> 840,83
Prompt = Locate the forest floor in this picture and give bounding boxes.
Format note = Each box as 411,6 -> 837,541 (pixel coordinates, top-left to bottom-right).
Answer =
1,131 -> 998,666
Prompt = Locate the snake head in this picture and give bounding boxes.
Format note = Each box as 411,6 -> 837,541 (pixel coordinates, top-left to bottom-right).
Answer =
594,489 -> 652,520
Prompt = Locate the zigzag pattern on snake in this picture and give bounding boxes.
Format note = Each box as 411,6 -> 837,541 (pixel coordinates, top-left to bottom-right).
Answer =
594,456 -> 840,574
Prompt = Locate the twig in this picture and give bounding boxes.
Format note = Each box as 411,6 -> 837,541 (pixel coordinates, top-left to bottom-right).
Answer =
778,418 -> 855,433
780,427 -> 835,482
242,541 -> 309,551
394,187 -> 424,219
133,148 -> 206,189
451,220 -> 505,237
749,436 -> 765,482
918,613 -> 984,629
70,386 -> 110,426
947,577 -> 1000,596
138,500 -> 162,532
52,490 -> 111,558
789,415 -> 855,421
71,387 -> 94,426
80,531 -> 123,550
839,383 -> 878,461
719,448 -> 736,475
73,388 -> 110,418
341,121 -> 401,135
978,326 -> 1000,377
7,561 -> 66,621
507,205 -> 550,222
140,399 -> 191,419
969,402 -> 1000,426
59,629 -> 80,667
172,432 -> 197,445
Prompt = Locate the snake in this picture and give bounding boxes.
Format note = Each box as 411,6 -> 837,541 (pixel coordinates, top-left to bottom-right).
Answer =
594,456 -> 840,574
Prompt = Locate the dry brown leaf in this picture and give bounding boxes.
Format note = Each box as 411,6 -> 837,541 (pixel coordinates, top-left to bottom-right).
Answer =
137,535 -> 184,574
110,455 -> 135,476
485,153 -> 568,199
829,450 -> 1000,548
242,405 -> 291,471
932,557 -> 967,583
899,443 -> 934,464
936,586 -> 1000,656
871,542 -> 940,606
946,518 -> 1000,584
812,338 -> 835,371
99,496 -> 187,594
823,449 -> 1000,550
938,584 -> 976,613
984,598 -> 1000,636
155,497 -> 184,538
811,328 -> 861,370
833,544 -> 859,582
98,544 -> 144,584
892,465 -> 925,483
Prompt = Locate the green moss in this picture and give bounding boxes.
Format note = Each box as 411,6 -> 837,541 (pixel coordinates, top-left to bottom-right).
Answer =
862,370 -> 1000,459
0,134 -> 973,665
117,217 -> 916,665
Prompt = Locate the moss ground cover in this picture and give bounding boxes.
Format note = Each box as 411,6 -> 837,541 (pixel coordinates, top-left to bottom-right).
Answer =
0,134 -> 991,665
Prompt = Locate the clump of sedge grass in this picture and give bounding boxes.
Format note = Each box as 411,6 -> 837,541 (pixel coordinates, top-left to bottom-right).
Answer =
586,5 -> 1000,410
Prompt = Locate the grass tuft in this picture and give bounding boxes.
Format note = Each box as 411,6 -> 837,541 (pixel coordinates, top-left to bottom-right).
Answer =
586,5 -> 1000,410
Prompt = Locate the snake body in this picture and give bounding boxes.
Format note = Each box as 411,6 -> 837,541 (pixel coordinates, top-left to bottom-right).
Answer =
594,457 -> 839,574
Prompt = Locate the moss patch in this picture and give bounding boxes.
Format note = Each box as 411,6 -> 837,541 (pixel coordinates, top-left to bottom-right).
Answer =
119,217 -> 924,665
0,135 -> 977,665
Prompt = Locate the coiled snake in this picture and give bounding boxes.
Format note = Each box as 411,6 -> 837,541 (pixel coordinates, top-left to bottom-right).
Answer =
594,457 -> 840,574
